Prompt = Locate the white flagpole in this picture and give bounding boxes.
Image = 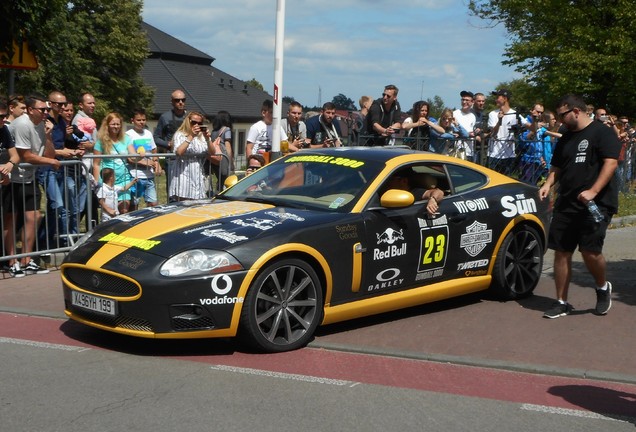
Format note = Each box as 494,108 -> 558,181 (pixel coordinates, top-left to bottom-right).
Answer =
271,0 -> 285,157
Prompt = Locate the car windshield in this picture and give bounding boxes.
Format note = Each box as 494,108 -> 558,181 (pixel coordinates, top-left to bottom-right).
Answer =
219,153 -> 385,212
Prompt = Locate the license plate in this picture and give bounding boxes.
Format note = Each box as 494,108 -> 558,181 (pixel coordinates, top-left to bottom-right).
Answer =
71,291 -> 117,316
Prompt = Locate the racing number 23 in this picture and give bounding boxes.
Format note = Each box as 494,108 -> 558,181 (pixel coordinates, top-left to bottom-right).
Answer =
418,226 -> 448,273
422,234 -> 445,265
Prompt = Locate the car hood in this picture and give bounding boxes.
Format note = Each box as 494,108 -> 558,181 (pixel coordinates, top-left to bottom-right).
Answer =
81,199 -> 319,259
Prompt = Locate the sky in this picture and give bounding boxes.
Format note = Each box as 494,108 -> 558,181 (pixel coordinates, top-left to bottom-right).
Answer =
142,0 -> 519,112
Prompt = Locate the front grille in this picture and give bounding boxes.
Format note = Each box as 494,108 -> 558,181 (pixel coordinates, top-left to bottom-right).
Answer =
65,267 -> 140,297
69,305 -> 153,332
172,316 -> 216,330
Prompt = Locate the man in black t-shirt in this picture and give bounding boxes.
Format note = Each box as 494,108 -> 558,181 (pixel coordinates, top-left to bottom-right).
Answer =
365,84 -> 402,146
539,94 -> 621,319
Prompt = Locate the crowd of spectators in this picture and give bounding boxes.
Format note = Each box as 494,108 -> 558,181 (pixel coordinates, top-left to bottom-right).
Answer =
1,86 -> 635,277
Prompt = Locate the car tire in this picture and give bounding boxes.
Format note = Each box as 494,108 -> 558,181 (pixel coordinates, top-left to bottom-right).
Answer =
240,258 -> 323,352
490,225 -> 543,300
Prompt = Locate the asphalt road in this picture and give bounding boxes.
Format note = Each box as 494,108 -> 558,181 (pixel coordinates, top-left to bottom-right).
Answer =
1,226 -> 635,430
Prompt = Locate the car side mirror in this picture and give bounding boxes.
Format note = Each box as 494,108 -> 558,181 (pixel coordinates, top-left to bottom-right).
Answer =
224,174 -> 239,189
380,189 -> 415,208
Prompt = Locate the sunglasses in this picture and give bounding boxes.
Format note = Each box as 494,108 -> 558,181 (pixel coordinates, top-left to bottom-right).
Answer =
173,98 -> 186,103
0,113 -> 8,119
382,93 -> 393,98
33,107 -> 51,113
557,109 -> 574,119
49,100 -> 67,105
190,120 -> 204,126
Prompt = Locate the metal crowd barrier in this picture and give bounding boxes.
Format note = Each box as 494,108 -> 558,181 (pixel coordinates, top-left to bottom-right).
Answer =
1,152 -> 230,267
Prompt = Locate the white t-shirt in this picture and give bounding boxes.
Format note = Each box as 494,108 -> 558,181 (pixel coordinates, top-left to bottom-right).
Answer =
246,120 -> 288,154
487,109 -> 528,159
97,183 -> 124,222
126,128 -> 157,179
453,109 -> 476,156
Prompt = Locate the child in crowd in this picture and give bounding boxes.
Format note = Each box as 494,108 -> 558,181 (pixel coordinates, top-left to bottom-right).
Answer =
97,168 -> 137,222
126,108 -> 161,208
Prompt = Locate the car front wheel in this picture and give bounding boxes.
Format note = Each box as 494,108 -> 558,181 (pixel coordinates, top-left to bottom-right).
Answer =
490,225 -> 543,300
240,258 -> 323,352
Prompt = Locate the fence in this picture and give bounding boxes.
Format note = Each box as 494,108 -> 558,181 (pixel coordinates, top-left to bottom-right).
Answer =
0,152 -> 229,267
2,140 -> 634,269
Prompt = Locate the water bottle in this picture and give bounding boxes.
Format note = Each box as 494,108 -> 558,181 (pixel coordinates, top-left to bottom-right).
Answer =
587,200 -> 604,223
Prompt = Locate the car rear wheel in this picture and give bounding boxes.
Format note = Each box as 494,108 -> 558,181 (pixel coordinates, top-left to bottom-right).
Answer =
240,258 -> 323,352
490,225 -> 543,300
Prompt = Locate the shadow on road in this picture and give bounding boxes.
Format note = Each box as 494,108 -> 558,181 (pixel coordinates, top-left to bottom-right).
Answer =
548,384 -> 636,425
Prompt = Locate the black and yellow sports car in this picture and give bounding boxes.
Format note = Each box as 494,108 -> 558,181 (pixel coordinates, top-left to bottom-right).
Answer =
62,147 -> 550,352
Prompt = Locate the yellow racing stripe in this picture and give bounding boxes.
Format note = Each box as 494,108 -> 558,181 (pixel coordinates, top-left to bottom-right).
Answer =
86,201 -> 272,268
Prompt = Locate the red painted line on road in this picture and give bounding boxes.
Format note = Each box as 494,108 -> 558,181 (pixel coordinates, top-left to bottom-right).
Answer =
2,312 -> 635,419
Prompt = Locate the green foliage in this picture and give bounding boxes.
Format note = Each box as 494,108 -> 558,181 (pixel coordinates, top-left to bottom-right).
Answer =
246,78 -> 264,91
331,93 -> 356,110
468,0 -> 636,115
426,95 -> 446,119
0,0 -> 153,120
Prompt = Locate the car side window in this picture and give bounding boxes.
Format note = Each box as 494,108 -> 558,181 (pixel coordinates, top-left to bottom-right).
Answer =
447,164 -> 488,194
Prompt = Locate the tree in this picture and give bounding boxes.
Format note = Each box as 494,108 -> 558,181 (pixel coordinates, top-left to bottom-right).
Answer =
1,0 -> 154,119
426,95 -> 446,120
331,93 -> 355,110
245,78 -> 264,91
468,0 -> 636,114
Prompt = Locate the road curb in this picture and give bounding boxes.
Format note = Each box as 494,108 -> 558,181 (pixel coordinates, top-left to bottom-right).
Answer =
309,341 -> 636,386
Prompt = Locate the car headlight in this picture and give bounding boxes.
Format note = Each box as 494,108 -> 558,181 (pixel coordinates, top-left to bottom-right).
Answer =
160,250 -> 243,277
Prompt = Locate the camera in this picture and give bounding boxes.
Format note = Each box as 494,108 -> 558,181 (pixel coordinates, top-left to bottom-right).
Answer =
599,115 -> 610,122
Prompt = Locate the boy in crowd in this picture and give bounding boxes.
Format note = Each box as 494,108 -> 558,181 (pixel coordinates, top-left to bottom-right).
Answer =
97,168 -> 137,222
126,108 -> 161,208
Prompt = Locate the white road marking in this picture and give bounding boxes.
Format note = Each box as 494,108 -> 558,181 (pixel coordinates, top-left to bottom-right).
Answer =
521,403 -> 633,423
210,364 -> 358,387
0,336 -> 90,352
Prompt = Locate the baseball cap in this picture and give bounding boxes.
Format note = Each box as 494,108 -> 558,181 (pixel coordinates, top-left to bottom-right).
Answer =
491,89 -> 512,99
460,90 -> 474,99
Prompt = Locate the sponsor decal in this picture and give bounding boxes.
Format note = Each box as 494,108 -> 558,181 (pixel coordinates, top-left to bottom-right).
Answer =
373,243 -> 407,260
460,221 -> 492,257
119,254 -> 146,270
201,229 -> 248,244
501,194 -> 537,218
211,274 -> 232,295
465,269 -> 488,277
183,223 -> 222,234
199,274 -> 244,305
415,268 -> 444,281
114,214 -> 143,222
457,258 -> 489,271
231,217 -> 281,231
376,228 -> 404,245
418,214 -> 448,228
367,268 -> 404,291
264,211 -> 305,222
199,297 -> 244,305
418,225 -> 448,274
147,205 -> 179,213
284,154 -> 365,168
575,139 -> 589,163
99,232 -> 161,251
336,224 -> 359,240
453,197 -> 489,213
329,197 -> 347,209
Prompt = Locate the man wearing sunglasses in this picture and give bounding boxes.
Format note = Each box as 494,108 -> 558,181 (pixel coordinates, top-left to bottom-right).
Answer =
6,93 -> 60,276
154,89 -> 187,195
539,94 -> 621,319
365,84 -> 402,147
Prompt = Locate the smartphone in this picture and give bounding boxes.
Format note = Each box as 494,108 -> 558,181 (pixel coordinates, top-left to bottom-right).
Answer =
200,126 -> 208,132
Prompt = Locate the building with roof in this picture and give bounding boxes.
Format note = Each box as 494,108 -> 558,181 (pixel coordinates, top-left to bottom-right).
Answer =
140,21 -> 277,159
